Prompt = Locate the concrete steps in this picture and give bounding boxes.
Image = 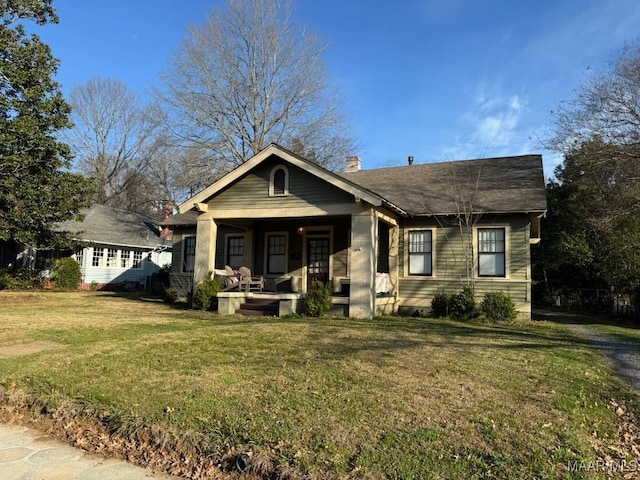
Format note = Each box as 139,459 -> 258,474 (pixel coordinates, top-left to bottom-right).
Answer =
236,297 -> 279,317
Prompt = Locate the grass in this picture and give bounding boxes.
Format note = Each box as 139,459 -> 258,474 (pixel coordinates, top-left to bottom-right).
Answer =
0,291 -> 638,479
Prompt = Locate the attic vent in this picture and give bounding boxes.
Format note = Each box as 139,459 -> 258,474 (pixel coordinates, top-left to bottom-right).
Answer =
270,165 -> 289,196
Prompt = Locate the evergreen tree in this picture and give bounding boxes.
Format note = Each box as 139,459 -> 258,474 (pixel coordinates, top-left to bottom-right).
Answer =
0,0 -> 93,247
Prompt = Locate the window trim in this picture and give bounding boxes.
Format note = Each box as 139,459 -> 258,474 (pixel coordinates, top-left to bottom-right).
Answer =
269,164 -> 289,197
406,229 -> 434,276
475,226 -> 509,278
264,232 -> 288,276
225,233 -> 246,270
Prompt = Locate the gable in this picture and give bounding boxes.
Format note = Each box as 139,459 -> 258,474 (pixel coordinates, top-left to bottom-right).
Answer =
209,155 -> 356,210
179,144 -> 386,214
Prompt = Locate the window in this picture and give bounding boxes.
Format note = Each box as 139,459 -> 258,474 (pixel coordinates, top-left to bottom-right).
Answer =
183,237 -> 196,273
92,248 -> 104,267
75,248 -> 83,267
478,228 -> 505,277
226,236 -> 244,269
267,234 -> 287,274
121,250 -> 131,268
132,251 -> 143,269
269,165 -> 289,196
408,230 -> 432,275
106,248 -> 118,268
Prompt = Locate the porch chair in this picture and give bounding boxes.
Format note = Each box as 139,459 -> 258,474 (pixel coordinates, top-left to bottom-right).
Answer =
238,266 -> 264,292
215,266 -> 241,292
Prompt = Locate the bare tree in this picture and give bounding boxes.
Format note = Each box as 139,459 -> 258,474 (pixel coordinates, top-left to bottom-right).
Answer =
157,0 -> 356,177
548,42 -> 640,155
66,77 -> 165,213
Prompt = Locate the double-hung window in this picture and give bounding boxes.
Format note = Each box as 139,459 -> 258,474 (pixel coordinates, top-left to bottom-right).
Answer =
121,250 -> 131,268
266,234 -> 287,274
478,228 -> 505,277
132,251 -> 143,269
92,248 -> 104,267
226,236 -> 244,269
408,230 -> 432,275
106,248 -> 118,268
183,237 -> 196,273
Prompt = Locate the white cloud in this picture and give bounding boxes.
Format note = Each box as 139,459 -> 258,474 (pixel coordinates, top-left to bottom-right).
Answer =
467,85 -> 526,149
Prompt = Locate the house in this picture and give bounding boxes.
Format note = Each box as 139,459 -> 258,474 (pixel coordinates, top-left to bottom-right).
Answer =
55,204 -> 172,290
169,144 -> 546,319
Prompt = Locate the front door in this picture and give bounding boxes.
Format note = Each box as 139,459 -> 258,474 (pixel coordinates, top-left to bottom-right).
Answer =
307,237 -> 329,286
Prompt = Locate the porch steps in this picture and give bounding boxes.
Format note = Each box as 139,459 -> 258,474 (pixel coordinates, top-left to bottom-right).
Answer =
236,298 -> 279,317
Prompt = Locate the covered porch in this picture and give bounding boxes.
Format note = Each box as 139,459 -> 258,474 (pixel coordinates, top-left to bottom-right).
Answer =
194,207 -> 399,318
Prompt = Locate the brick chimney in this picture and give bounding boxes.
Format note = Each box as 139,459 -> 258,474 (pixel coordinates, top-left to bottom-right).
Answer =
345,156 -> 362,172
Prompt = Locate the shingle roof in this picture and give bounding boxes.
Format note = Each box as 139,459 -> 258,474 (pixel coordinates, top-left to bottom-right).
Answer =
160,210 -> 198,227
56,204 -> 168,248
339,155 -> 547,216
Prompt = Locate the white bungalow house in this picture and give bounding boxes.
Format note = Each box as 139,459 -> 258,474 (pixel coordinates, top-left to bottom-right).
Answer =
56,205 -> 172,290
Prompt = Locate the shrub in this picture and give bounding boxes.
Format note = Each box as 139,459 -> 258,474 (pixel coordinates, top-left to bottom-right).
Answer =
51,257 -> 82,290
193,274 -> 223,311
431,291 -> 452,318
430,287 -> 477,320
0,267 -> 39,290
304,281 -> 333,317
449,287 -> 477,320
481,291 -> 517,322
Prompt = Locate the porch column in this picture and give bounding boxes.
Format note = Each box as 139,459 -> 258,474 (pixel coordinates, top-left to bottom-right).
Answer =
194,217 -> 217,285
350,209 -> 377,319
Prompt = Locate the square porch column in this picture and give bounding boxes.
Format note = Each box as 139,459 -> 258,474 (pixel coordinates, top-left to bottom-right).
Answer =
350,209 -> 377,319
194,217 -> 217,285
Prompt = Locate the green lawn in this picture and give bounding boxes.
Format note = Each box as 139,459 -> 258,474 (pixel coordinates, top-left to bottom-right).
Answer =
0,291 -> 638,479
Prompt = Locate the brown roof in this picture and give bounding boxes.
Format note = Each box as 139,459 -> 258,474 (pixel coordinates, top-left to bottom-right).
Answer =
160,210 -> 198,227
339,155 -> 547,216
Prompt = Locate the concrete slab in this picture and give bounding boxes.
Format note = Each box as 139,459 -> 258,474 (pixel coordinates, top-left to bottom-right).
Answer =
0,423 -> 181,479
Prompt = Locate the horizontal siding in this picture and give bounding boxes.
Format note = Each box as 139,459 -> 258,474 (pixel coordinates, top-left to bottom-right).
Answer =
398,214 -> 531,308
81,246 -> 167,285
82,267 -> 147,285
170,227 -> 196,274
210,157 -> 354,210
399,278 -> 529,307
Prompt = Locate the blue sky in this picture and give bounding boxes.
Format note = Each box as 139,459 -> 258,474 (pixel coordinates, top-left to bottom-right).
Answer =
39,0 -> 640,177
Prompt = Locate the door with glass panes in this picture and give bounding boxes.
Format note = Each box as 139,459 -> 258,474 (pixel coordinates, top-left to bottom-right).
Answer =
306,237 -> 329,286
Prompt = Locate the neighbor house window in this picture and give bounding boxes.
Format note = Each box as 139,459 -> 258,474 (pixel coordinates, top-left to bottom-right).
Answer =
106,248 -> 118,268
266,234 -> 287,274
183,237 -> 196,273
408,230 -> 432,275
75,247 -> 83,267
121,250 -> 131,268
269,165 -> 289,196
478,228 -> 505,277
132,251 -> 143,269
226,236 -> 244,269
92,248 -> 104,267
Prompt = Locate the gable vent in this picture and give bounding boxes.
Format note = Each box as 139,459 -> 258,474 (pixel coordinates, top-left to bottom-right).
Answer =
273,168 -> 286,195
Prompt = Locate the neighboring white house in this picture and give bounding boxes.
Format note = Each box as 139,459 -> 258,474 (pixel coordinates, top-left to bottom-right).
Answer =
56,205 -> 172,289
